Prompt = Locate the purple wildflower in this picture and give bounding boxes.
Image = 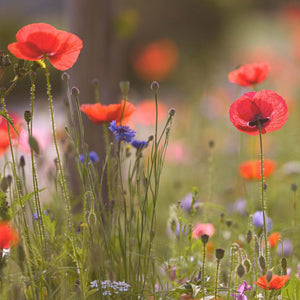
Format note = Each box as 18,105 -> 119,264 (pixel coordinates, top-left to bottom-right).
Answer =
231,280 -> 252,300
277,239 -> 293,257
108,120 -> 136,142
79,151 -> 99,164
179,193 -> 200,213
253,211 -> 272,232
131,139 -> 148,150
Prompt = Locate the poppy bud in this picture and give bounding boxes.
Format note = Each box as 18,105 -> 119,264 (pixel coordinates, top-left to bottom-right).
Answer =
246,230 -> 252,243
120,81 -> 130,96
24,110 -> 32,124
71,87 -> 80,97
201,234 -> 209,245
0,177 -> 8,193
259,255 -> 266,272
20,155 -> 25,168
168,108 -> 176,117
226,220 -> 232,227
291,183 -> 298,192
61,72 -> 70,81
266,270 -> 273,282
243,259 -> 251,273
281,257 -> 287,274
237,264 -> 245,278
209,140 -> 215,149
148,135 -> 154,142
263,183 -> 268,191
215,248 -> 225,260
6,175 -> 12,187
151,81 -> 159,91
2,55 -> 11,67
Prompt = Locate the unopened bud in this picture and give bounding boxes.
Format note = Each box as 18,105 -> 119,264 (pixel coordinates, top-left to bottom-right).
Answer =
24,110 -> 32,124
266,270 -> 273,282
281,257 -> 287,274
243,259 -> 251,273
2,55 -> 11,67
148,135 -> 154,142
237,264 -> 245,278
168,108 -> 176,117
151,81 -> 159,91
209,140 -> 215,149
259,256 -> 266,272
61,72 -> 70,81
0,177 -> 8,192
215,248 -> 225,260
291,183 -> 298,192
6,175 -> 12,187
246,230 -> 252,243
120,81 -> 130,96
71,87 -> 80,97
201,234 -> 209,245
263,183 -> 268,191
226,220 -> 232,227
20,155 -> 25,168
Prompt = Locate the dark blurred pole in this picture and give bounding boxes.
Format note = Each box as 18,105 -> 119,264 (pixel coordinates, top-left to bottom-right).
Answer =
66,0 -> 125,206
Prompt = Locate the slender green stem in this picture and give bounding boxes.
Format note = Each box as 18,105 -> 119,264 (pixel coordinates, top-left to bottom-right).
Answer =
214,260 -> 220,299
257,122 -> 268,267
202,242 -> 206,300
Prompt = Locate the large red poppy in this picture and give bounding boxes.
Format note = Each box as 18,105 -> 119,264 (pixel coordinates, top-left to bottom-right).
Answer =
0,222 -> 19,250
229,90 -> 288,135
239,159 -> 276,180
132,39 -> 178,81
228,62 -> 270,86
80,100 -> 135,125
8,23 -> 83,71
254,274 -> 290,290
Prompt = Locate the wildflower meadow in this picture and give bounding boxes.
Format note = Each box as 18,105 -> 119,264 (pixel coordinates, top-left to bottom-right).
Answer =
1,5 -> 300,300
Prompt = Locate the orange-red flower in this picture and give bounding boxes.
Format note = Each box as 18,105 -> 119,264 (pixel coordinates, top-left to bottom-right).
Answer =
254,274 -> 290,290
132,39 -> 178,81
8,23 -> 83,71
268,232 -> 281,248
239,159 -> 276,180
80,100 -> 135,125
0,222 -> 19,249
228,62 -> 270,87
133,100 -> 167,126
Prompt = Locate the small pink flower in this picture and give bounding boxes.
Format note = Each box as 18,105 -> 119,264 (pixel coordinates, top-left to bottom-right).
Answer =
192,223 -> 215,239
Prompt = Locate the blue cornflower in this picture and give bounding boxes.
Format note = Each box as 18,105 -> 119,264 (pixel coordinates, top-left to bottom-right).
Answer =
253,211 -> 272,232
131,139 -> 148,150
79,151 -> 100,164
33,210 -> 49,221
108,120 -> 136,142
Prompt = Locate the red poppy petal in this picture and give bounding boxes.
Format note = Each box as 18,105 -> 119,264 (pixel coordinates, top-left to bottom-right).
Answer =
8,42 -> 43,60
269,275 -> 290,289
254,276 -> 268,290
49,32 -> 83,71
16,23 -> 57,42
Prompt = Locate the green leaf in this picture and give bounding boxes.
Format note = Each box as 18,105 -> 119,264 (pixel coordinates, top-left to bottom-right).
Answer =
282,273 -> 300,300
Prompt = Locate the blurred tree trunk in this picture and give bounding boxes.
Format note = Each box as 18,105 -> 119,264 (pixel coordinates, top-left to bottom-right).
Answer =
65,0 -> 125,206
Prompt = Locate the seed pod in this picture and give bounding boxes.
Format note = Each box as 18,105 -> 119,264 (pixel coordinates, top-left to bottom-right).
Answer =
201,234 -> 209,245
215,248 -> 225,260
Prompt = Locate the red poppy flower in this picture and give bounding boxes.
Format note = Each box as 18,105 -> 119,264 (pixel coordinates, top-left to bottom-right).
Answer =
0,222 -> 19,249
192,223 -> 215,239
8,23 -> 83,71
268,232 -> 281,248
80,100 -> 135,125
133,100 -> 167,126
132,39 -> 178,81
254,274 -> 290,290
229,90 -> 288,136
228,62 -> 270,87
239,159 -> 276,180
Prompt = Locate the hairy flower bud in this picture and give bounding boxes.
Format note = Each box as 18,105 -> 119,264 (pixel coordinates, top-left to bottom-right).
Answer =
246,230 -> 252,243
71,86 -> 80,97
151,81 -> 159,91
237,264 -> 245,278
215,248 -> 225,260
259,256 -> 266,273
243,259 -> 251,273
266,270 -> 273,282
